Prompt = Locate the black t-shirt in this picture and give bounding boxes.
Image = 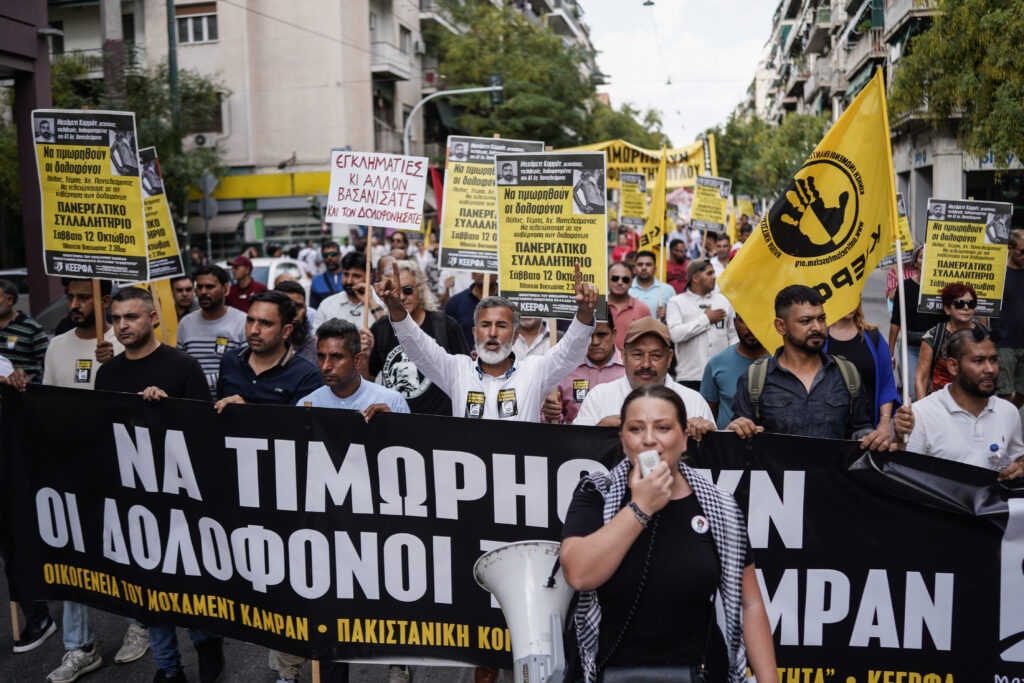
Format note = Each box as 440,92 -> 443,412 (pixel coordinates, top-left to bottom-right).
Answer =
562,480 -> 752,675
369,311 -> 468,415
827,332 -> 877,422
95,344 -> 211,401
890,279 -> 945,338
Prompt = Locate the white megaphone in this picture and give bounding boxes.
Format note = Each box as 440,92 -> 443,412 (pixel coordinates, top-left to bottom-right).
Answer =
474,540 -> 576,683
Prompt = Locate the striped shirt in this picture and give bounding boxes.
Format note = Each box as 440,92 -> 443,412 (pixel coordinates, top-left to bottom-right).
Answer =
176,307 -> 247,399
0,312 -> 48,380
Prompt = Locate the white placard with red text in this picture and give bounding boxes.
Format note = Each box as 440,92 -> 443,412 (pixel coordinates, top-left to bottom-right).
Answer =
326,150 -> 428,232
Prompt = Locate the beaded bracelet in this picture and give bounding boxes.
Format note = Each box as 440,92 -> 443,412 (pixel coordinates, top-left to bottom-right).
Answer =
627,502 -> 651,528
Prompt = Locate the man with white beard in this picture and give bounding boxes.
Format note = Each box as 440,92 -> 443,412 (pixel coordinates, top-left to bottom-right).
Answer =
376,263 -> 597,420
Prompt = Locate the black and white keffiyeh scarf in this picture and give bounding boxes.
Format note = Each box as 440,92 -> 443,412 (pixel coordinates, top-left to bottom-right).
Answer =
571,458 -> 748,683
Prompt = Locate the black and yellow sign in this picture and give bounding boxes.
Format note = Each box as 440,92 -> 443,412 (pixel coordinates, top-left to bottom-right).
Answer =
559,138 -> 714,190
439,135 -> 544,272
494,152 -> 607,319
719,69 -> 898,350
878,192 -> 914,269
32,109 -> 148,280
919,198 -> 1012,316
691,175 -> 732,232
618,171 -> 647,229
138,147 -> 185,281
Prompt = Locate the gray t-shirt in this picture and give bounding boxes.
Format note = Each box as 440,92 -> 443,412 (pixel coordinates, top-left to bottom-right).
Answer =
176,307 -> 247,399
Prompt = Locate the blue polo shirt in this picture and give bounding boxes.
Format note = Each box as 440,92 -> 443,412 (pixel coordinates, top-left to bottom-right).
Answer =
217,344 -> 323,405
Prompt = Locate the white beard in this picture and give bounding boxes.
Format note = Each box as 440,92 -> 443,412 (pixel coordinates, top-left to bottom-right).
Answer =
476,339 -> 513,365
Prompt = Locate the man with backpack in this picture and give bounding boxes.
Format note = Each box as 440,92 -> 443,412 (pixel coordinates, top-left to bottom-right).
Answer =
727,285 -> 914,447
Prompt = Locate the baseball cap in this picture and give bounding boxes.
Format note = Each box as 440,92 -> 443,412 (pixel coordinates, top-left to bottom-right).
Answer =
686,258 -> 712,281
623,317 -> 672,348
228,255 -> 252,268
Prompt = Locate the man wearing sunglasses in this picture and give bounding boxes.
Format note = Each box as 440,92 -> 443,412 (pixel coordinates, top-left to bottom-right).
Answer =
309,241 -> 345,309
607,261 -> 651,353
314,251 -> 384,328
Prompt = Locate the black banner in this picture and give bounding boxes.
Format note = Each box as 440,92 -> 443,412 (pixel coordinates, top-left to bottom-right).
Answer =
2,386 -> 1024,679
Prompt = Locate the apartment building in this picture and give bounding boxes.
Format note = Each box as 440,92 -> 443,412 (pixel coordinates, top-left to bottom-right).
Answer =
44,0 -> 596,257
740,0 -> 1022,237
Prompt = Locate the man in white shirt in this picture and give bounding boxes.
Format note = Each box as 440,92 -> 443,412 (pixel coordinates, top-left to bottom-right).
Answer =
377,264 -> 597,421
908,327 -> 1024,480
711,233 -> 731,279
574,317 -> 716,431
511,318 -> 550,359
666,259 -> 737,389
43,278 -> 121,389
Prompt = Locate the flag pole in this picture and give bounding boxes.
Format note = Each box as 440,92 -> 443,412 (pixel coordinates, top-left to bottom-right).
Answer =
877,65 -> 911,439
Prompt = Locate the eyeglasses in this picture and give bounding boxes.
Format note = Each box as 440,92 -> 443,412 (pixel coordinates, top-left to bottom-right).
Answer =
609,275 -> 631,283
323,251 -> 340,258
400,286 -> 416,296
951,299 -> 977,310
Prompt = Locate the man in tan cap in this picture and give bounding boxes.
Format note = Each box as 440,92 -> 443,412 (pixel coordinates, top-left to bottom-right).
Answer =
573,317 -> 716,433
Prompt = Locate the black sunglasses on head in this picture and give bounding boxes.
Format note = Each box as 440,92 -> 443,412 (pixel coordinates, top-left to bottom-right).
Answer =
951,299 -> 977,310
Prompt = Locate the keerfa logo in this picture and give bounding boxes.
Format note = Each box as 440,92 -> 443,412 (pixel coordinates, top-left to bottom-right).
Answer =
765,156 -> 862,259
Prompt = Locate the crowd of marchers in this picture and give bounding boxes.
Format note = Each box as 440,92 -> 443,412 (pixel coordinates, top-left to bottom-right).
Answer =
1,221 -> 1022,683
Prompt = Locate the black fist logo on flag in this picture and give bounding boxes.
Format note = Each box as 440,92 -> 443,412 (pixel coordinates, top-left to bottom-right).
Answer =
767,159 -> 860,258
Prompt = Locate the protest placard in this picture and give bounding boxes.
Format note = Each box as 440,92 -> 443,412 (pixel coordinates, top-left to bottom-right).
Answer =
690,175 -> 732,232
918,198 -> 1013,316
560,138 -> 711,190
439,136 -> 544,271
326,150 -> 428,232
32,109 -> 148,280
494,152 -> 607,319
138,147 -> 185,281
737,195 -> 756,220
878,192 -> 914,269
618,171 -> 647,229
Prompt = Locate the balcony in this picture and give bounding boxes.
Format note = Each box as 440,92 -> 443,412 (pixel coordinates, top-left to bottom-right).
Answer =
370,41 -> 413,81
548,0 -> 586,40
374,127 -> 403,154
50,45 -> 146,76
785,61 -> 809,97
803,59 -> 832,102
803,8 -> 832,54
883,0 -> 939,42
842,27 -> 885,76
419,0 -> 459,35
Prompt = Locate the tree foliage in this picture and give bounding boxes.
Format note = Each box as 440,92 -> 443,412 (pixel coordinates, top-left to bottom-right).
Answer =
428,1 -> 665,148
888,0 -> 1024,164
0,51 -> 228,265
585,101 -> 670,149
709,112 -> 826,198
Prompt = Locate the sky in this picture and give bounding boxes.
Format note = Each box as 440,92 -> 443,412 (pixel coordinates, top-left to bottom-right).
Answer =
583,0 -> 778,147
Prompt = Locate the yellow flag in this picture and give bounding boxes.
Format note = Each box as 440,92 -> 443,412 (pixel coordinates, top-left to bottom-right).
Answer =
638,150 -> 668,276
718,69 -> 898,350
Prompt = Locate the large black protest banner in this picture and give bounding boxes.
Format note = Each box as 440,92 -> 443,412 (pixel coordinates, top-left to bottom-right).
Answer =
2,385 -> 1023,679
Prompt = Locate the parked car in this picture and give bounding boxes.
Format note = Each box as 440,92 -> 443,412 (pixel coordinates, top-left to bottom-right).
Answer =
215,257 -> 312,301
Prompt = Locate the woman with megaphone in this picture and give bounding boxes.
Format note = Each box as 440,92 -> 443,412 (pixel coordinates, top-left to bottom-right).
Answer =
560,384 -> 778,683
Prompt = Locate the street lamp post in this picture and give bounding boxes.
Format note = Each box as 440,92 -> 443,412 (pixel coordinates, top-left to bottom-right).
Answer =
401,85 -> 504,157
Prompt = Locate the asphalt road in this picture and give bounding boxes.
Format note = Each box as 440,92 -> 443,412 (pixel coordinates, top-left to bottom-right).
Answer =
0,266 -> 912,683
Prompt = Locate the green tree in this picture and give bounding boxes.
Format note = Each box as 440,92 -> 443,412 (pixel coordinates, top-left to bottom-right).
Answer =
709,113 -> 825,198
0,52 -> 228,265
428,2 -> 595,147
586,101 -> 671,149
888,0 -> 1024,165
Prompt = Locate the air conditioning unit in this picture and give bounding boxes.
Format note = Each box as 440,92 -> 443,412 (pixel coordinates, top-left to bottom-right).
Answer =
414,40 -> 425,56
193,133 -> 216,148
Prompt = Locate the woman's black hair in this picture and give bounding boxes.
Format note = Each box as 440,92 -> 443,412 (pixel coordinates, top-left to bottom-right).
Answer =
619,384 -> 688,430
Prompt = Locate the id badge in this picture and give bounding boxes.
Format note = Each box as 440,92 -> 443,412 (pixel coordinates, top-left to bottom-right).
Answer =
214,336 -> 229,356
572,379 -> 590,403
465,391 -> 485,418
497,388 -> 518,418
74,359 -> 92,383
5,335 -> 16,350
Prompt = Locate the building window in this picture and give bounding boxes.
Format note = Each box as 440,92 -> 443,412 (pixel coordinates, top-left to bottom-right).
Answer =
399,26 -> 413,54
176,3 -> 218,44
